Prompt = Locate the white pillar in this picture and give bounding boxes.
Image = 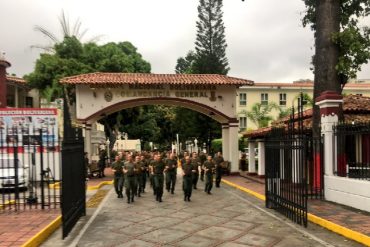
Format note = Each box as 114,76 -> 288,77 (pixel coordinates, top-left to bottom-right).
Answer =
84,124 -> 92,162
14,86 -> 19,107
257,140 -> 265,176
229,123 -> 239,173
222,124 -> 230,161
316,91 -> 343,176
248,141 -> 256,173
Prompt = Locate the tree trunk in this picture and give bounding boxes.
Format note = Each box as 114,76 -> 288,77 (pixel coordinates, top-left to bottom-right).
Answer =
313,0 -> 341,138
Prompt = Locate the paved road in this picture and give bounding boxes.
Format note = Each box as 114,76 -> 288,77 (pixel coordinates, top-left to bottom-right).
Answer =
43,175 -> 361,247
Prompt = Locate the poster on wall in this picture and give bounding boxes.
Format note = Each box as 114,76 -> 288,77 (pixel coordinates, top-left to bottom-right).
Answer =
0,108 -> 58,147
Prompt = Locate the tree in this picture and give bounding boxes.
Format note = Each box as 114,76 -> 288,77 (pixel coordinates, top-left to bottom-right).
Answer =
32,10 -> 102,52
239,102 -> 280,129
192,0 -> 229,74
302,1 -> 370,136
175,51 -> 196,74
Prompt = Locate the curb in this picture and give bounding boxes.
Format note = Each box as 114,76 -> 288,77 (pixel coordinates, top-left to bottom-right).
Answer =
221,179 -> 370,247
20,180 -> 113,247
21,215 -> 62,247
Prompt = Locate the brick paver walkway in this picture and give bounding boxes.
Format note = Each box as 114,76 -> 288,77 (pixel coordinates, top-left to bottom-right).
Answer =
224,174 -> 370,238
0,168 -> 114,247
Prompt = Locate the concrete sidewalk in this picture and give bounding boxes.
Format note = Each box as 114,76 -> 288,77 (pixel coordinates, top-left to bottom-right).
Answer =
223,174 -> 370,247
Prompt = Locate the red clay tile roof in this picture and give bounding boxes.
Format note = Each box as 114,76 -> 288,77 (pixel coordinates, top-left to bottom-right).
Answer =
6,76 -> 26,85
60,72 -> 254,86
248,82 -> 370,89
244,94 -> 370,139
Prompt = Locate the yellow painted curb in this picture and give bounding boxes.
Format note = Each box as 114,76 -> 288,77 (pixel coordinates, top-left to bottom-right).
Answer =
222,179 -> 370,247
49,182 -> 61,189
21,215 -> 61,247
87,180 -> 113,191
0,200 -> 15,209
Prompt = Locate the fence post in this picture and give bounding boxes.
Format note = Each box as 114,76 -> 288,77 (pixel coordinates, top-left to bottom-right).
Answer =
315,91 -> 343,176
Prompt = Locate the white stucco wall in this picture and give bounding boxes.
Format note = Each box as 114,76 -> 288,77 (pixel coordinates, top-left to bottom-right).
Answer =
76,85 -> 238,123
325,175 -> 370,212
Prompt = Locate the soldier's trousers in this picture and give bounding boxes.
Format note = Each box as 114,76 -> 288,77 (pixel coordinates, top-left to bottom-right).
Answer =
114,176 -> 124,195
192,173 -> 199,189
215,173 -> 222,187
125,176 -> 136,199
165,171 -> 176,192
205,173 -> 213,192
142,172 -> 147,191
136,174 -> 144,195
183,175 -> 192,198
200,169 -> 205,181
153,174 -> 164,198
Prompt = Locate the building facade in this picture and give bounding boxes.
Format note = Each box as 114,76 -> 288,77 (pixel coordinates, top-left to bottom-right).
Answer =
236,81 -> 370,131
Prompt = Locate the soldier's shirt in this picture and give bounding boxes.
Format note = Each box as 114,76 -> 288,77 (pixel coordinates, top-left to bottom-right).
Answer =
214,156 -> 224,165
111,161 -> 124,176
165,159 -> 177,172
182,162 -> 193,176
203,161 -> 215,174
191,158 -> 200,174
124,161 -> 135,177
152,161 -> 165,174
135,161 -> 144,175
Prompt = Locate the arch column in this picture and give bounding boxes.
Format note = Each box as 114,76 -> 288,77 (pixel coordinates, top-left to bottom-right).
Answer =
222,124 -> 230,161
84,123 -> 92,162
228,122 -> 239,173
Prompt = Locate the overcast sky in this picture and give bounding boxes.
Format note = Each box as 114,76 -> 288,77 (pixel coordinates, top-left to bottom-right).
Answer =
1,0 -> 369,82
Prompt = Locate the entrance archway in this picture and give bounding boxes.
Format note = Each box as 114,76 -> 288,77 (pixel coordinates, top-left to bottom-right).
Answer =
61,72 -> 253,172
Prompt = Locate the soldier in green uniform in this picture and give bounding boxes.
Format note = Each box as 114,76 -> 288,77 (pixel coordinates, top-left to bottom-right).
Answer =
199,151 -> 207,181
152,154 -> 166,202
214,152 -> 224,188
165,153 -> 177,194
123,154 -> 136,203
134,155 -> 144,197
191,152 -> 201,189
140,155 -> 148,193
111,154 -> 124,198
149,153 -> 156,195
182,155 -> 196,202
204,155 -> 215,194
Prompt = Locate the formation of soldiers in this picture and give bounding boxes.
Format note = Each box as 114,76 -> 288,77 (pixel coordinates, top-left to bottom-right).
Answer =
110,150 -> 225,204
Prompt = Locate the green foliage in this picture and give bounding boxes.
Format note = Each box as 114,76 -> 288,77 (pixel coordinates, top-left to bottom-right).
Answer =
240,102 -> 280,128
302,0 -> 370,82
26,38 -> 150,101
175,50 -> 196,74
192,0 -> 229,75
211,139 -> 222,153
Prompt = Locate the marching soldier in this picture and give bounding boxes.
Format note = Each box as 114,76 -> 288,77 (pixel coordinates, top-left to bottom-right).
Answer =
134,155 -> 144,197
191,152 -> 201,189
123,154 -> 136,203
111,154 -> 124,198
204,155 -> 215,194
165,153 -> 177,194
140,155 -> 148,193
152,154 -> 166,202
214,152 -> 224,188
182,155 -> 196,202
199,151 -> 207,181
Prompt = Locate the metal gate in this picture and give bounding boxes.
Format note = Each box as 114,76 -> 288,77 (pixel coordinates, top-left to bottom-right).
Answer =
61,100 -> 86,238
265,97 -> 308,227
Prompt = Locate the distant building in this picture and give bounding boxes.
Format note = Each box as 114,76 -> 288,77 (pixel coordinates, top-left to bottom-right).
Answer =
113,139 -> 141,153
0,55 -> 39,108
236,81 -> 370,131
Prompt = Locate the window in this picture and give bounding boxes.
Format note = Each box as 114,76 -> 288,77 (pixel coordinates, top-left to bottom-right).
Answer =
239,93 -> 247,106
261,93 -> 268,105
239,117 -> 247,130
25,97 -> 33,108
279,93 -> 287,106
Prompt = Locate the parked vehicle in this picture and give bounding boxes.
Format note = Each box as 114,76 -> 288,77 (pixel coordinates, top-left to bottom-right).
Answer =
0,158 -> 29,190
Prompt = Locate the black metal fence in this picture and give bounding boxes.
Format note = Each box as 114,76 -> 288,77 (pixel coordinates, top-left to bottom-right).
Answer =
335,122 -> 370,180
265,97 -> 324,227
0,126 -> 60,212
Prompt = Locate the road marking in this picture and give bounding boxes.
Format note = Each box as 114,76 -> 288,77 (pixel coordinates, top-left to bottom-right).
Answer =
222,187 -> 336,247
69,187 -> 114,247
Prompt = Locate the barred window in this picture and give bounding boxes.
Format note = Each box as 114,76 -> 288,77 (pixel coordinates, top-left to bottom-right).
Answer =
239,93 -> 247,106
261,93 -> 268,105
239,117 -> 247,130
279,93 -> 287,106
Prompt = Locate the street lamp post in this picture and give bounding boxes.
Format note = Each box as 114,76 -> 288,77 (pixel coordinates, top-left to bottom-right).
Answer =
106,139 -> 110,165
